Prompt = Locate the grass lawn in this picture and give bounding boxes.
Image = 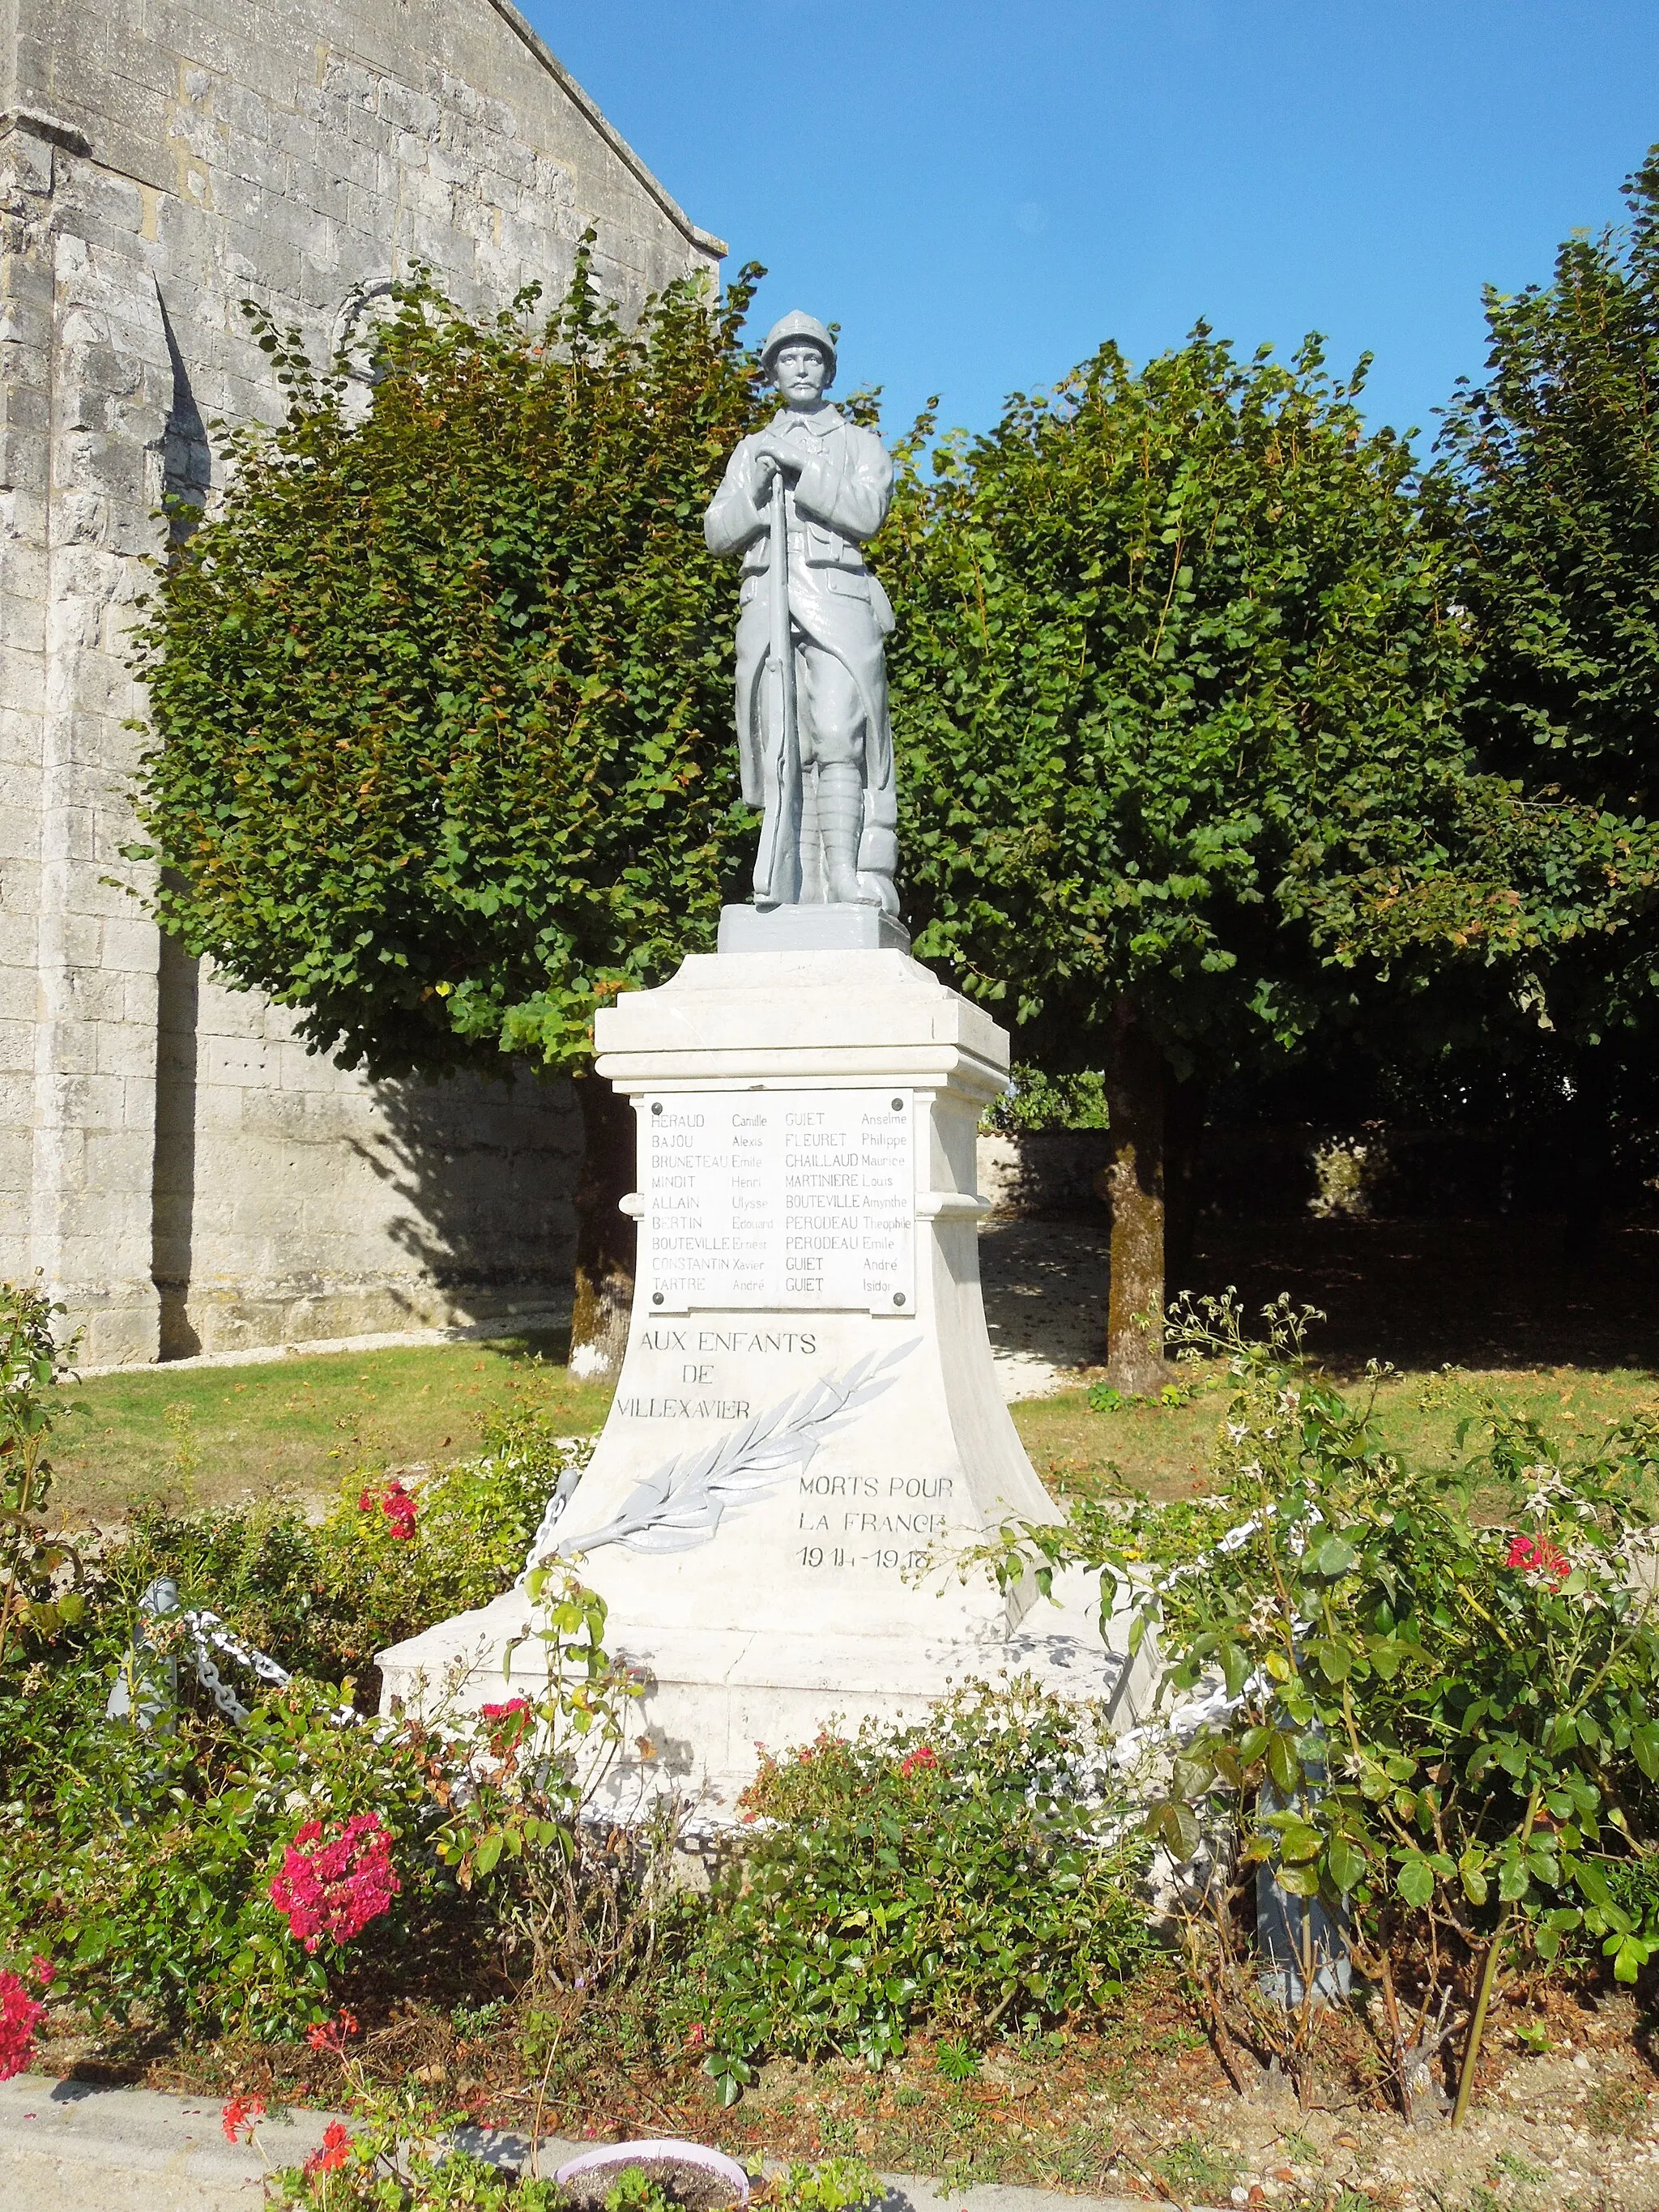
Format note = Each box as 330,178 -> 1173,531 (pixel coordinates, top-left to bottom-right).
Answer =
49,1327 -> 1657,1524
50,1334 -> 615,1522
1016,1362 -> 1659,1505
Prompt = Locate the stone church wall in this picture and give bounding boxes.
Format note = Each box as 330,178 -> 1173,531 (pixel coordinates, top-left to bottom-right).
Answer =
1,0 -> 723,1363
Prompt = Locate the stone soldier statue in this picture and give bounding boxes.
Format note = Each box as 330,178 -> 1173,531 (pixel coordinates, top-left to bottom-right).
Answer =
705,311 -> 900,917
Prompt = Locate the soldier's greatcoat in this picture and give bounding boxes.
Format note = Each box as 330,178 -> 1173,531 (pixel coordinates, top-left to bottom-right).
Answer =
704,403 -> 898,906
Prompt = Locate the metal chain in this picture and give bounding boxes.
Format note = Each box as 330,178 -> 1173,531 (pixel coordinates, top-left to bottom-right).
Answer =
108,1579 -> 356,1730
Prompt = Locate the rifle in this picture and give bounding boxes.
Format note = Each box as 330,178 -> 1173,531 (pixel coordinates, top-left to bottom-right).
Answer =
755,467 -> 803,904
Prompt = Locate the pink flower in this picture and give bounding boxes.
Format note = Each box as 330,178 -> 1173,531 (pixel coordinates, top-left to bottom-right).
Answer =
220,2092 -> 267,2145
900,1744 -> 940,1779
270,1813 -> 400,1953
305,2120 -> 353,2176
687,2021 -> 706,2048
29,1956 -> 53,1989
0,1971 -> 46,2082
1506,1533 -> 1570,1588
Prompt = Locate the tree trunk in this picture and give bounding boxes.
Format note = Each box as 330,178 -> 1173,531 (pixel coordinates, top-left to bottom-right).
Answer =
1102,999 -> 1167,1394
1562,1044 -> 1612,1264
569,1073 -> 637,1379
1164,1070 -> 1208,1297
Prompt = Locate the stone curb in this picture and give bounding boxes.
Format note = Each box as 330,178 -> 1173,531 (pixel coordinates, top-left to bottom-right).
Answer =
1,2077 -> 1223,2212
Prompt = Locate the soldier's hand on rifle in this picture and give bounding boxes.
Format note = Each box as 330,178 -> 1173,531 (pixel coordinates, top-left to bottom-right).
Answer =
752,433 -> 806,499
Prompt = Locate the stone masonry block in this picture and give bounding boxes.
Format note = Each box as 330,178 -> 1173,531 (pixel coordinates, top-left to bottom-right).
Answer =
0,123 -> 55,198
76,1298 -> 160,1369
199,1036 -> 275,1087
76,168 -> 147,240
0,1057 -> 32,1118
3,380 -> 51,438
64,962 -> 132,1022
98,910 -> 160,974
0,1141 -> 29,1209
0,1020 -> 35,1076
162,2 -> 247,81
96,1021 -> 159,1079
96,19 -> 181,99
0,910 -> 36,966
286,156 -> 349,223
0,428 -> 50,496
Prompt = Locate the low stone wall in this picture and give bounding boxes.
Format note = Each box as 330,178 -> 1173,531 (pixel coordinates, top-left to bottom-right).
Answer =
976,1130 -> 1112,1219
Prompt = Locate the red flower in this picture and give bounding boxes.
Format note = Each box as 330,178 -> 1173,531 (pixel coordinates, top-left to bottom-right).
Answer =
479,1695 -> 532,1760
380,1480 -> 418,1541
220,2092 -> 267,2145
0,1971 -> 45,2082
687,2021 -> 706,2048
270,1813 -> 400,1953
900,1744 -> 940,1779
360,1480 -> 418,1540
305,2120 -> 353,2176
29,1956 -> 53,1988
1506,1533 -> 1571,1588
307,2008 -> 361,2052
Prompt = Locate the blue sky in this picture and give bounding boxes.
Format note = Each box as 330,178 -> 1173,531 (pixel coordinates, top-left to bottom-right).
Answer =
526,2 -> 1658,456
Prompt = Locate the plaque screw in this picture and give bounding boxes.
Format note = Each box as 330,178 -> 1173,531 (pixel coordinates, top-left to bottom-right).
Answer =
893,1292 -> 906,1306
890,1097 -> 903,1112
651,1102 -> 663,1115
652,1292 -> 664,1306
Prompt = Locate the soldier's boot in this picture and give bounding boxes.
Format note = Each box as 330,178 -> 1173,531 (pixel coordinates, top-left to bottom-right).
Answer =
816,764 -> 868,903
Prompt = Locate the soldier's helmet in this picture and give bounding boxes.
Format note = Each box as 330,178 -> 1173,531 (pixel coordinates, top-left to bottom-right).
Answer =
760,310 -> 837,386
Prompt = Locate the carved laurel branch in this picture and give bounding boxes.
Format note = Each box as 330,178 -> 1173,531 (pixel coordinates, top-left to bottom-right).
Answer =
539,1338 -> 918,1564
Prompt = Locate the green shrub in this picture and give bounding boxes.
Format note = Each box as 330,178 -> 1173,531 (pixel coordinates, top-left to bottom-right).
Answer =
0,1279 -> 89,1665
117,1402 -> 591,1681
0,1558 -> 642,2043
0,1663 -> 460,2039
691,1680 -> 1154,2099
983,1067 -> 1109,1134
0,1387 -> 603,2044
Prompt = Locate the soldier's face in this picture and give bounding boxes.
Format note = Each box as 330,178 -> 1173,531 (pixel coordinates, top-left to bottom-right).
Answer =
773,343 -> 829,406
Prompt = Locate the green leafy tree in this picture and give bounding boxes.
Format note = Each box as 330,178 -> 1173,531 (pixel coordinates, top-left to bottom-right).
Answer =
876,334 -> 1473,1387
1432,146 -> 1659,1238
126,249 -> 767,1366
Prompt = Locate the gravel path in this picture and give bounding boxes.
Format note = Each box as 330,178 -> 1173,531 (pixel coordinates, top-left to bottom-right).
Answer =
979,1217 -> 1108,1400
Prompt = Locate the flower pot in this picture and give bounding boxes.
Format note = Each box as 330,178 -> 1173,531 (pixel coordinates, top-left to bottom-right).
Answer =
554,2137 -> 750,2212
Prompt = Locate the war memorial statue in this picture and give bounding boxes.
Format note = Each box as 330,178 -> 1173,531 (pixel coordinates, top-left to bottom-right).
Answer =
380,319 -> 1154,1811
705,312 -> 902,927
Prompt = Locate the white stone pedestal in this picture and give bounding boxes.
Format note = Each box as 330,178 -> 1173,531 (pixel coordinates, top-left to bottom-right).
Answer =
378,948 -> 1154,1814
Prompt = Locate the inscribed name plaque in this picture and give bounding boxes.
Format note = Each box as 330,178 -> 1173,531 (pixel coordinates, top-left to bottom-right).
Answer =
643,1087 -> 915,1315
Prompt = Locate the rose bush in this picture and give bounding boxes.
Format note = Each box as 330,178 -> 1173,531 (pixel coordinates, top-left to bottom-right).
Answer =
983,1292 -> 1659,2121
